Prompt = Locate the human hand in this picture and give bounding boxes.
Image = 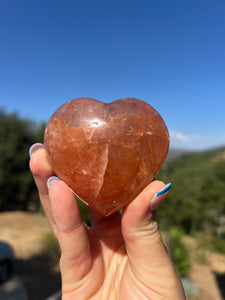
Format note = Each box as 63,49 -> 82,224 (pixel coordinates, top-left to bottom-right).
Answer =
29,143 -> 186,300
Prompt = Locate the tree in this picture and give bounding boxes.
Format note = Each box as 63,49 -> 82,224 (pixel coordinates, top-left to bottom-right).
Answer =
157,149 -> 225,234
0,110 -> 42,211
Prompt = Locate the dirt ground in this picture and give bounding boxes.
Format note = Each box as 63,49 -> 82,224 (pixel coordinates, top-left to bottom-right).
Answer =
0,211 -> 61,300
0,211 -> 225,300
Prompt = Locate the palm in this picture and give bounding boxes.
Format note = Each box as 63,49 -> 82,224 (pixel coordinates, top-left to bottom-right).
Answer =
68,216 -> 128,299
62,213 -> 176,300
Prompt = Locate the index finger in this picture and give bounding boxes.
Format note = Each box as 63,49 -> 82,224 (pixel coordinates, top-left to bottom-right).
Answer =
29,143 -> 56,234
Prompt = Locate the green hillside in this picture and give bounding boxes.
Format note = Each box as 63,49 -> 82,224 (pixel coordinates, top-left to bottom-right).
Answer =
157,147 -> 225,235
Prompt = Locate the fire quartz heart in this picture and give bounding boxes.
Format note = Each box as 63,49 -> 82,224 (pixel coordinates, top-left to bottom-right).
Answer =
44,97 -> 169,216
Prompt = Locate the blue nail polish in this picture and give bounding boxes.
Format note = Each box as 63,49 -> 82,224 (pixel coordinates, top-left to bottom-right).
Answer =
156,183 -> 172,197
47,176 -> 60,189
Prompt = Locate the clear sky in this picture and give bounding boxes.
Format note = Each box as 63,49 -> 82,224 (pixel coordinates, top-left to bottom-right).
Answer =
0,0 -> 225,150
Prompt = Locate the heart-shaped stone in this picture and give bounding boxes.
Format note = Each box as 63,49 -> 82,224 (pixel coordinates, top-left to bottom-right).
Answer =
44,97 -> 169,216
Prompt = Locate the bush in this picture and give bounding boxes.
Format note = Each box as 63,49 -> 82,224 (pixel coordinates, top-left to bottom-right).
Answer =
157,148 -> 225,235
210,235 -> 225,253
0,110 -> 45,211
167,227 -> 191,277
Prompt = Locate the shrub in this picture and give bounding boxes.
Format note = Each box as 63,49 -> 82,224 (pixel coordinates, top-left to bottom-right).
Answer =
167,227 -> 191,277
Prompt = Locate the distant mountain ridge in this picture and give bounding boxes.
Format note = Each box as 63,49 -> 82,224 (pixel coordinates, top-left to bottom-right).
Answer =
166,148 -> 195,161
166,145 -> 225,161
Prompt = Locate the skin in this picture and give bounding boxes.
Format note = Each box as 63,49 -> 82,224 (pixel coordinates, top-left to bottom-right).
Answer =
29,146 -> 186,300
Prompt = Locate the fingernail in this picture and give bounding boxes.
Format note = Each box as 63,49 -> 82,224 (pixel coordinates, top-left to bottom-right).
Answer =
29,143 -> 44,157
156,183 -> 172,197
47,176 -> 60,189
150,183 -> 172,211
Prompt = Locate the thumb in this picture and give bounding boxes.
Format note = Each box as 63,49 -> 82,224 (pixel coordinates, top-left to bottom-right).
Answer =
122,181 -> 173,275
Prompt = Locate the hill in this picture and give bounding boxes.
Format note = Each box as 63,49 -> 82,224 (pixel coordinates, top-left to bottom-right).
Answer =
166,148 -> 195,161
157,146 -> 225,235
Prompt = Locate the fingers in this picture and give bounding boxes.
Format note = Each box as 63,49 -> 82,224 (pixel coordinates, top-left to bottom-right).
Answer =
122,181 -> 185,299
29,143 -> 51,195
121,180 -> 175,276
30,144 -> 92,290
29,143 -> 57,234
48,179 -> 92,289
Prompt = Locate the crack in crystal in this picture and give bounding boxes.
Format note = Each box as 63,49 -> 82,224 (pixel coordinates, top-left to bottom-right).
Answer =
94,143 -> 109,198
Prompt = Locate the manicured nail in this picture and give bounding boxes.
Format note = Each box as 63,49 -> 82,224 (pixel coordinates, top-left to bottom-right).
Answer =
156,183 -> 172,197
29,143 -> 44,157
47,176 -> 60,189
150,183 -> 172,211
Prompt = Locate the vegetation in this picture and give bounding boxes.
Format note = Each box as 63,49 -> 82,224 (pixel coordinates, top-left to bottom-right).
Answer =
157,149 -> 225,235
0,110 -> 45,211
167,227 -> 191,277
156,147 -> 225,273
196,232 -> 225,254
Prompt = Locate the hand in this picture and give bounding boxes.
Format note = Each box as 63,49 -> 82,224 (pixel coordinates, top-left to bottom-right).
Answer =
29,143 -> 185,300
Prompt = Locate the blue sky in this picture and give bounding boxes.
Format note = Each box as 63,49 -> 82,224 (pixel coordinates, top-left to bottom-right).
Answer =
0,0 -> 225,150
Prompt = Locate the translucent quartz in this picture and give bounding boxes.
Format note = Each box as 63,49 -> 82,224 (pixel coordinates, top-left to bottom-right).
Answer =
44,98 -> 169,216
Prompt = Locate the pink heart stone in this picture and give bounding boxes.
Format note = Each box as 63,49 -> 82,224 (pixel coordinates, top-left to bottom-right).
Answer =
44,97 -> 169,216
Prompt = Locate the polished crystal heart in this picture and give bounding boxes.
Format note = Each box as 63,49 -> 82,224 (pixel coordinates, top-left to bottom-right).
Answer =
44,97 -> 169,216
